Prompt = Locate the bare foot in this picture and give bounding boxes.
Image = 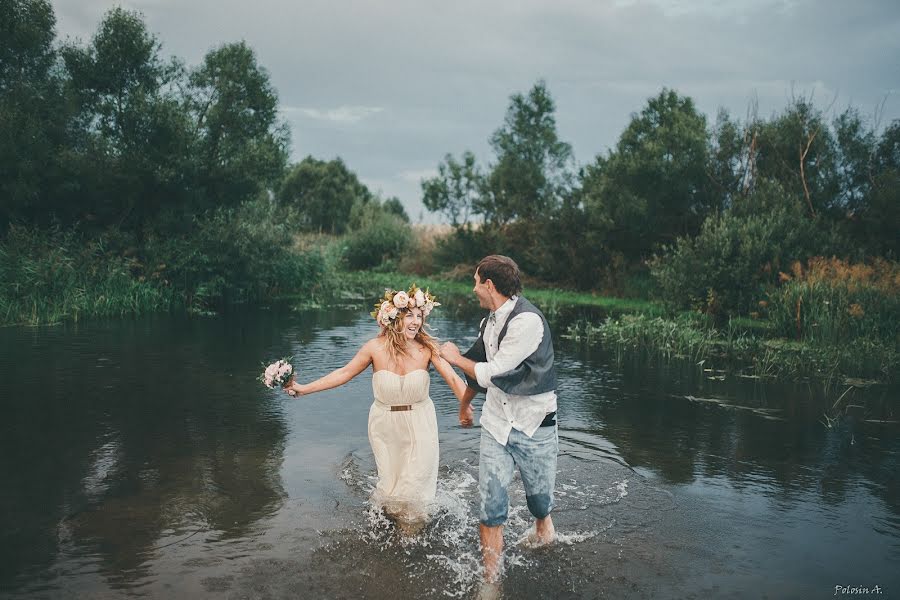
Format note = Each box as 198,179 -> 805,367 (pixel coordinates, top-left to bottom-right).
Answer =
476,580 -> 502,600
532,516 -> 556,546
396,518 -> 425,537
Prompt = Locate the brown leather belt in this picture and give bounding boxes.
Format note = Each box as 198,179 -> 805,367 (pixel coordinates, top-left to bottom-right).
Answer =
390,405 -> 413,412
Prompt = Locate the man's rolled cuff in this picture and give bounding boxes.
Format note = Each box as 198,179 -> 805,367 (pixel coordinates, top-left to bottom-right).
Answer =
474,361 -> 495,390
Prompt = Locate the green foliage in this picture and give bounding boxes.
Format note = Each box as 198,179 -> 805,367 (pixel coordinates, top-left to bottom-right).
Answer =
57,7 -> 194,229
143,197 -> 326,311
567,312 -> 897,382
422,151 -> 482,226
430,224 -> 501,272
856,121 -> 900,257
381,197 -> 410,223
580,88 -> 716,260
752,97 -> 840,217
482,80 -> 574,224
650,181 -> 850,316
0,224 -> 173,325
766,258 -> 900,346
279,156 -> 372,234
341,209 -> 413,271
0,0 -> 70,229
188,41 -> 289,210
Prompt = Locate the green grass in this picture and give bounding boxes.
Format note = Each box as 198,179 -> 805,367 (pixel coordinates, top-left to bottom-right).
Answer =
317,269 -> 663,316
566,313 -> 897,384
0,226 -> 178,326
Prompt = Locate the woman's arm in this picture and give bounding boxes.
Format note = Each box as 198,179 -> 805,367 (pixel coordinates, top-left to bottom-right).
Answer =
432,353 -> 477,427
285,340 -> 375,397
431,353 -> 467,401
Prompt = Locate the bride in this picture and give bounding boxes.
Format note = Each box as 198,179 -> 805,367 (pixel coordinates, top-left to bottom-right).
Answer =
283,284 -> 468,531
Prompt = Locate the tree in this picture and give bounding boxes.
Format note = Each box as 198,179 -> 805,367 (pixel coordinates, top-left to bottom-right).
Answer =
752,97 -> 839,218
278,156 -> 372,233
188,41 -> 289,210
833,107 -> 877,214
0,0 -> 69,228
859,121 -> 900,256
421,150 -> 481,226
61,7 -> 190,229
581,88 -> 715,259
482,80 -> 574,224
381,196 -> 409,223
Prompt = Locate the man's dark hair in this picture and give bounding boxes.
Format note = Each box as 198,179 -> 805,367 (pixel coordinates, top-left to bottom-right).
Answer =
476,255 -> 522,298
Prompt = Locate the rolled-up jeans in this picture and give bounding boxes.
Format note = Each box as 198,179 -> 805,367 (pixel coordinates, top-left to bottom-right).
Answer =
479,425 -> 558,527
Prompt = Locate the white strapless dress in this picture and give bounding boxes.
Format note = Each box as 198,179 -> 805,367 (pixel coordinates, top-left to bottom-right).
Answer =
367,369 -> 439,522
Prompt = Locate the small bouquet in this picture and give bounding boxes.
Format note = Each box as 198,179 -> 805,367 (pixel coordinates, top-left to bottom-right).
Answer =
259,357 -> 294,389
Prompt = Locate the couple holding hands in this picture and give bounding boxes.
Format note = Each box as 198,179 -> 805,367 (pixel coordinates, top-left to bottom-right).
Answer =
283,255 -> 558,583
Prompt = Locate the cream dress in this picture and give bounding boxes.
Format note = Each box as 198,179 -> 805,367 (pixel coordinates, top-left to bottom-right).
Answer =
367,369 -> 439,524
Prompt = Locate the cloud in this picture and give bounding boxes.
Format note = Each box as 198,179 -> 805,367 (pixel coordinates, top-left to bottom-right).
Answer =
281,105 -> 385,124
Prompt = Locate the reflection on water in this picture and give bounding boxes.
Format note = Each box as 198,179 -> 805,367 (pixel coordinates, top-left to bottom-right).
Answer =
1,308 -> 898,598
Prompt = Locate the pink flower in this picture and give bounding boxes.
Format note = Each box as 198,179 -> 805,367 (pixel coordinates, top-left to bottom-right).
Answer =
414,290 -> 425,307
393,291 -> 409,308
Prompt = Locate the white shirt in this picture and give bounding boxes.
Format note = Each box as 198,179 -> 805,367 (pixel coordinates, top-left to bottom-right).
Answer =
473,296 -> 557,446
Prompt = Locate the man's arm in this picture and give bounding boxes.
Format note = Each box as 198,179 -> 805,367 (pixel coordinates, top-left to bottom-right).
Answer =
440,342 -> 478,380
471,313 -> 543,389
441,312 -> 543,390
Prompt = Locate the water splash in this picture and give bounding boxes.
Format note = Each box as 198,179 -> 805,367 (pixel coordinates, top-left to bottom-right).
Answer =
333,455 -> 616,597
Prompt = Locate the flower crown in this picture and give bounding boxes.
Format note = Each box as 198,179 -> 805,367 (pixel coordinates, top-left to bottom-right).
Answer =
371,283 -> 440,327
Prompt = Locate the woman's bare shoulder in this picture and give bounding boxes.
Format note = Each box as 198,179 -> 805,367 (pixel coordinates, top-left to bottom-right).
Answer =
362,337 -> 383,351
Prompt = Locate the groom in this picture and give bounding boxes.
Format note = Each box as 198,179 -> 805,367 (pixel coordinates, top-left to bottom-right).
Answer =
441,255 -> 558,583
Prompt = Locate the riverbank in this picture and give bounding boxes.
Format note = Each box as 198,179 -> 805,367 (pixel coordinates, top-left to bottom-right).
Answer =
5,244 -> 895,386
566,313 -> 897,385
309,270 -> 899,385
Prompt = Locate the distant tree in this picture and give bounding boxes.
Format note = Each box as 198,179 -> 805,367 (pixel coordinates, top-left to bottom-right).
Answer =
581,88 -> 715,259
0,0 -> 69,228
61,6 -> 190,229
861,121 -> 900,256
421,151 -> 481,226
278,157 -> 372,233
752,97 -> 839,218
381,196 -> 410,223
188,41 -> 289,211
832,108 -> 876,212
707,108 -> 747,206
482,80 -> 574,224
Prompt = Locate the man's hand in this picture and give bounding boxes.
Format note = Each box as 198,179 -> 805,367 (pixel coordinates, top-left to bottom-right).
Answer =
440,341 -> 462,366
459,403 -> 474,428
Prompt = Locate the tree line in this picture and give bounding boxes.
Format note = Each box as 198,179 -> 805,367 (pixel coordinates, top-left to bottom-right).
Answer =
1,0 -> 412,317
3,0 -> 898,325
421,82 -> 899,316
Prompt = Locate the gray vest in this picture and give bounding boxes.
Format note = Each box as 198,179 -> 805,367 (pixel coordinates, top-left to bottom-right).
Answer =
462,296 -> 557,396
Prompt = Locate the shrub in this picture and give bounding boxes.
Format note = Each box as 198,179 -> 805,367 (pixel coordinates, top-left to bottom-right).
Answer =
650,181 -> 850,316
144,197 -> 326,310
342,209 -> 413,271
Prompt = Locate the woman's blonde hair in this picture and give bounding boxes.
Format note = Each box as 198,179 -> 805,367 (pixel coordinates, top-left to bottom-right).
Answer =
379,307 -> 439,367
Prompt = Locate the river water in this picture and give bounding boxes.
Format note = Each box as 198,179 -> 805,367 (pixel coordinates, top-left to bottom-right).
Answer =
1,306 -> 897,599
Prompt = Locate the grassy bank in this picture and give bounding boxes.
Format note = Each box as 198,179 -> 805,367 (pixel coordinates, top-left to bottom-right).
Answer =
566,313 -> 897,384
6,226 -> 894,387
317,269 -> 663,317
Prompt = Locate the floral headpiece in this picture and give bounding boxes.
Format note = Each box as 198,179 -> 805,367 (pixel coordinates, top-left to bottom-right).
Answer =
371,283 -> 440,327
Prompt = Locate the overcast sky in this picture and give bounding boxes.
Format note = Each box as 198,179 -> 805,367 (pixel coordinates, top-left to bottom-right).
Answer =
52,0 -> 900,222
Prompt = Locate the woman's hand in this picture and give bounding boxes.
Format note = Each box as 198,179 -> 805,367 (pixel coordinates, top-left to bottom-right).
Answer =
283,377 -> 300,397
459,403 -> 474,428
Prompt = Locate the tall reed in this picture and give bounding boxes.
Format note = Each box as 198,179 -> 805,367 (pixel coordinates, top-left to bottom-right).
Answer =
0,225 -> 174,326
768,257 -> 900,346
